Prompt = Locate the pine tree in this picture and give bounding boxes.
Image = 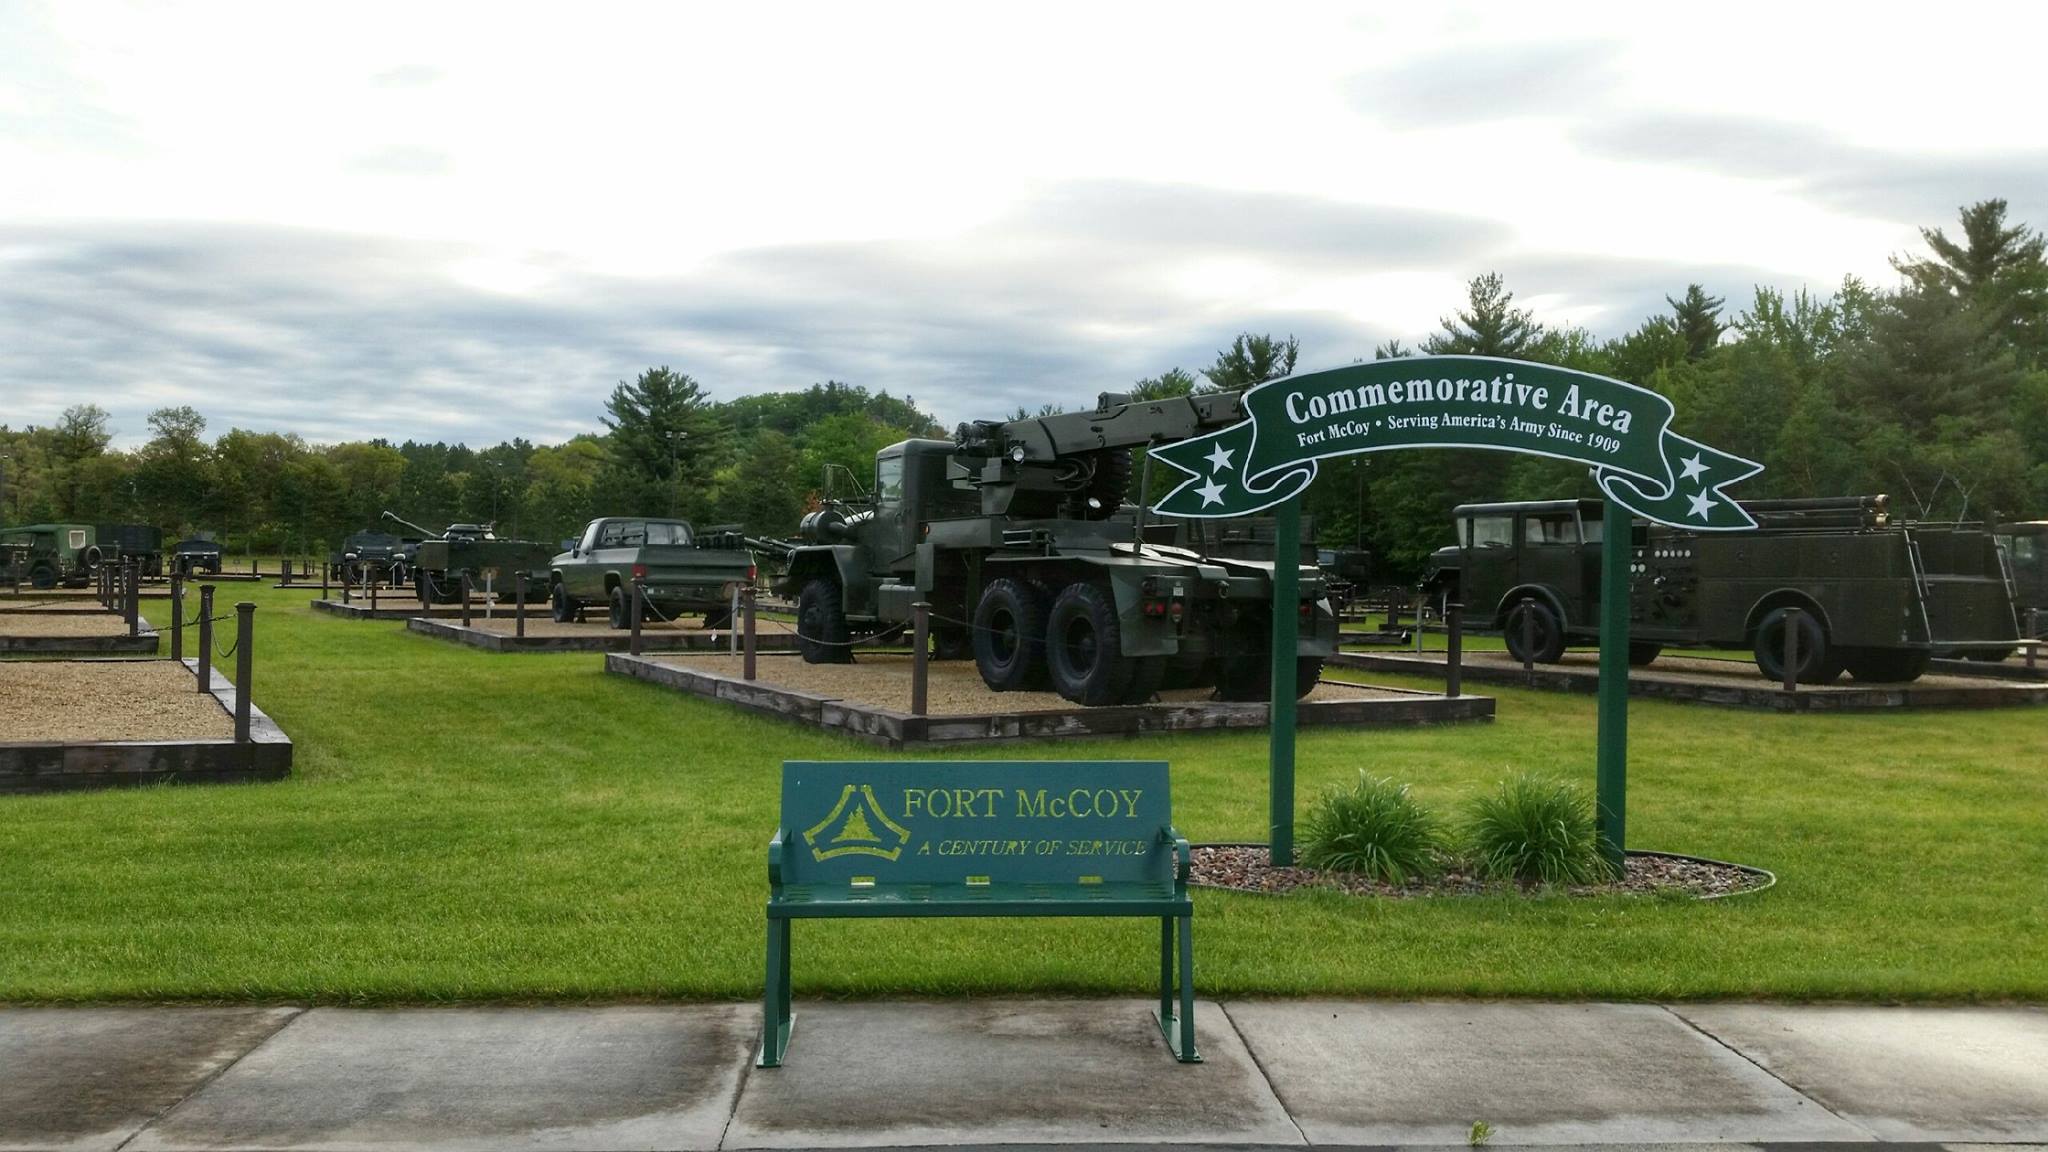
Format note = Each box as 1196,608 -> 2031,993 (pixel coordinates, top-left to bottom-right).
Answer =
1893,199 -> 2048,367
599,366 -> 726,518
1201,333 -> 1299,390
1667,284 -> 1727,361
1423,273 -> 1541,357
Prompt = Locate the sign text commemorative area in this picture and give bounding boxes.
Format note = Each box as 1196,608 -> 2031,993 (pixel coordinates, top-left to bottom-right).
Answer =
1149,355 -> 1763,530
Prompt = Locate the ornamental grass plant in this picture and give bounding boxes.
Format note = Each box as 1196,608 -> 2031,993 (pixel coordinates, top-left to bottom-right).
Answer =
1298,773 -> 1443,884
1461,771 -> 1608,886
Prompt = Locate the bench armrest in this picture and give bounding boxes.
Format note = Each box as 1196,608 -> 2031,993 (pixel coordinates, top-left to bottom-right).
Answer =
1162,825 -> 1192,887
767,828 -> 786,889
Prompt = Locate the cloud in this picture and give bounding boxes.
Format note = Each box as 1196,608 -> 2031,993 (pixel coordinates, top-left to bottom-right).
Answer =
1576,114 -> 2048,227
1345,39 -> 1625,128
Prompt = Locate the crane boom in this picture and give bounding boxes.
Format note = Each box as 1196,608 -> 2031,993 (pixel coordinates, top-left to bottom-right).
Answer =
951,390 -> 1249,518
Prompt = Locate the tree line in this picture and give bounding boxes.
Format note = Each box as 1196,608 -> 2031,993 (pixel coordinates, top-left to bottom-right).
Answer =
3,199 -> 2042,579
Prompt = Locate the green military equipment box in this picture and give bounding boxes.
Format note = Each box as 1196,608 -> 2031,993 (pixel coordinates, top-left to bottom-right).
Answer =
93,523 -> 165,576
383,512 -> 556,606
777,391 -> 1339,706
1422,496 -> 2019,683
761,759 -> 1195,1067
0,523 -> 97,589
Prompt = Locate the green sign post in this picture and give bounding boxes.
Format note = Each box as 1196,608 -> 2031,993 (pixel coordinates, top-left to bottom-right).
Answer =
1147,356 -> 1762,871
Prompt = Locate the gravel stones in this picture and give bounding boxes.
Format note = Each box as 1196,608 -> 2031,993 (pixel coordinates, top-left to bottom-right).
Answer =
1191,844 -> 1771,900
0,661 -> 232,743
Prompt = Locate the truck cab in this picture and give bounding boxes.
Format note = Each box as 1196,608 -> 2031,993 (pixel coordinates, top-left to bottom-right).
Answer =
1996,522 -> 2047,636
1424,500 -> 1609,658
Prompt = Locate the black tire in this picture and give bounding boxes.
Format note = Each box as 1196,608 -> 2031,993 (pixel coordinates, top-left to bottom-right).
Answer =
797,578 -> 852,664
29,563 -> 56,590
608,585 -> 631,630
1752,607 -> 1832,683
83,545 -> 103,571
1503,599 -> 1566,664
1045,581 -> 1136,706
1212,607 -> 1323,701
973,577 -> 1049,690
551,582 -> 577,624
1627,642 -> 1663,667
1966,647 -> 2017,663
1839,646 -> 1931,683
703,607 -> 734,630
932,626 -> 972,661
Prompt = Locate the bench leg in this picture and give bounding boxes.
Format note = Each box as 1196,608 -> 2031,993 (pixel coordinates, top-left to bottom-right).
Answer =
1155,913 -> 1201,1063
758,917 -> 793,1068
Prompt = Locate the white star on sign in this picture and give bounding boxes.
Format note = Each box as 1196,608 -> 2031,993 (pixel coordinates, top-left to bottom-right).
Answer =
1197,478 -> 1227,507
1205,443 -> 1235,473
1679,453 -> 1709,483
1687,490 -> 1717,521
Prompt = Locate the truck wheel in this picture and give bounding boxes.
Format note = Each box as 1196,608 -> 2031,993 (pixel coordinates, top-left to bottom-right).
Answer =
1628,642 -> 1663,667
973,578 -> 1048,690
551,582 -> 577,624
703,607 -> 734,630
1752,607 -> 1832,683
933,626 -> 972,661
1503,600 -> 1566,664
608,585 -> 631,630
1966,647 -> 2016,663
797,578 -> 853,664
1046,581 -> 1136,706
1216,653 -> 1324,701
1125,656 -> 1168,704
30,563 -> 57,590
1838,647 -> 1931,683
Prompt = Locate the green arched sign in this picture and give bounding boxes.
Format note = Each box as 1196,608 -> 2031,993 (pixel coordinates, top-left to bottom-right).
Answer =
1151,356 -> 1762,531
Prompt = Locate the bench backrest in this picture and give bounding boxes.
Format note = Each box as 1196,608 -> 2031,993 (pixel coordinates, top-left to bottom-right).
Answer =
776,760 -> 1174,888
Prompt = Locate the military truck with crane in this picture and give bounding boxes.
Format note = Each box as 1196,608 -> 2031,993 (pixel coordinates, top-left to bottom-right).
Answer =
1421,495 -> 2020,683
776,390 -> 1338,706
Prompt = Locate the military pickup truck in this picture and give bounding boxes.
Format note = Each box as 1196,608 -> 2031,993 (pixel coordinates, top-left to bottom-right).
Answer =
1421,496 -> 2019,683
548,517 -> 758,629
0,523 -> 96,588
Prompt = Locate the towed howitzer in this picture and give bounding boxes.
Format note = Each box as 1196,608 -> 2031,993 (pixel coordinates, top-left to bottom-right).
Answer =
382,510 -> 553,605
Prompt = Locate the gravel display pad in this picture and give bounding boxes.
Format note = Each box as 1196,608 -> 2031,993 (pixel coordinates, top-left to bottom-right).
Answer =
0,661 -> 232,743
1192,844 -> 1773,900
462,615 -> 791,638
648,652 -> 1399,716
0,611 -> 133,637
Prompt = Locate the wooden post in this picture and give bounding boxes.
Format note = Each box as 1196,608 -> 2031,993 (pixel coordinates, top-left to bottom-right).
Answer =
515,572 -> 528,639
1782,607 -> 1800,693
2027,609 -> 2039,670
911,600 -> 930,716
460,571 -> 473,628
197,584 -> 215,694
342,562 -> 351,604
234,602 -> 254,744
369,569 -> 379,613
322,560 -> 330,601
1413,592 -> 1425,653
282,558 -> 292,583
1519,595 -> 1536,677
743,586 -> 758,681
124,558 -> 139,636
630,576 -> 645,656
1446,601 -> 1463,698
170,575 -> 184,663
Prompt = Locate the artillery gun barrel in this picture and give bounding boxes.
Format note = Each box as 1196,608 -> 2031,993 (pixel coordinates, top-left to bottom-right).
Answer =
1739,495 -> 1887,513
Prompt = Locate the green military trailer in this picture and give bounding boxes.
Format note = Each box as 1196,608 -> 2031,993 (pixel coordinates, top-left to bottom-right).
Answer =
0,523 -> 98,588
381,513 -> 556,607
1421,496 -> 2019,683
94,523 -> 165,577
548,517 -> 758,628
776,391 -> 1339,706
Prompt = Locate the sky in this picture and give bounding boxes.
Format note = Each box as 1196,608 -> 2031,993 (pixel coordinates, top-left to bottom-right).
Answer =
3,0 -> 2045,449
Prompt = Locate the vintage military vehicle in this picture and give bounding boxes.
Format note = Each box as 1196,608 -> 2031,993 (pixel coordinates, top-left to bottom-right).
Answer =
381,512 -> 556,606
331,530 -> 410,586
776,391 -> 1338,706
0,523 -> 97,588
1995,521 -> 2046,643
94,523 -> 165,576
549,517 -> 759,628
1421,496 -> 2019,683
170,537 -> 223,576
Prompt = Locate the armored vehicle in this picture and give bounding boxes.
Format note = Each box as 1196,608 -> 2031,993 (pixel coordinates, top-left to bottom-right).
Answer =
332,530 -> 409,586
1421,496 -> 2019,683
381,512 -> 556,606
170,537 -> 223,576
549,517 -> 759,628
776,391 -> 1338,706
0,523 -> 97,588
94,523 -> 165,576
1995,521 -> 2047,643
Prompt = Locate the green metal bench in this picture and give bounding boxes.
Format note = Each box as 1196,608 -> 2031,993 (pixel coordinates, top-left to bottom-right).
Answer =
761,759 -> 1197,1066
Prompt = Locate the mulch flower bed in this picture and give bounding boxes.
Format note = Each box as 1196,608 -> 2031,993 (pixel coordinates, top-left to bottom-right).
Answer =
1191,844 -> 1772,900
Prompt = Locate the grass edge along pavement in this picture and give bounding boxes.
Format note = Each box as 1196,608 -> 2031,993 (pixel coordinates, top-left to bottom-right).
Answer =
0,580 -> 2043,1004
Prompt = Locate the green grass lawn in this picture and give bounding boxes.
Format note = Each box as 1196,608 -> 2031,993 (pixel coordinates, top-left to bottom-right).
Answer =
2,581 -> 2044,1003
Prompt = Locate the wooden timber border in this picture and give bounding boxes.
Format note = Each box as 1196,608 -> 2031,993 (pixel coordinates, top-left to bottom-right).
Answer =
0,659 -> 292,794
410,617 -> 802,653
1329,650 -> 2048,711
0,615 -> 161,656
605,652 -> 1495,748
310,599 -> 473,621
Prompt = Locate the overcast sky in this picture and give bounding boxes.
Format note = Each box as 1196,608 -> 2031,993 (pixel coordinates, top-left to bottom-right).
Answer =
4,1 -> 2045,449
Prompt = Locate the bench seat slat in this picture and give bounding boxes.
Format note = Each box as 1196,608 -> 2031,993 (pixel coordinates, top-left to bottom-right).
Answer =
771,879 -> 1188,919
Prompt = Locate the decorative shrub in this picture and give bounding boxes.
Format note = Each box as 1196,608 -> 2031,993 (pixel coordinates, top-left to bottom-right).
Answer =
1460,772 -> 1607,886
1299,773 -> 1442,883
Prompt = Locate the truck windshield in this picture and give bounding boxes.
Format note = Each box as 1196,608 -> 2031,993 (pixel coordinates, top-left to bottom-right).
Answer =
877,457 -> 905,507
646,522 -> 694,547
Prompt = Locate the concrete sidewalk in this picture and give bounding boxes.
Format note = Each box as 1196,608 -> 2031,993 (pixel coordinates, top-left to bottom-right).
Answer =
4,1001 -> 2046,1151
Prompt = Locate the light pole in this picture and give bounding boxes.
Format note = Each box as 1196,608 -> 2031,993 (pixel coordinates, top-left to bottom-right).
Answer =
666,431 -> 687,518
486,461 -> 503,527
